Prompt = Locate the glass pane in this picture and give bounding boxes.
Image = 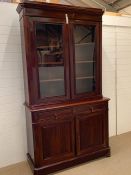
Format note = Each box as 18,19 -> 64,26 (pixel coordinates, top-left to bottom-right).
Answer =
35,23 -> 65,98
74,25 -> 96,94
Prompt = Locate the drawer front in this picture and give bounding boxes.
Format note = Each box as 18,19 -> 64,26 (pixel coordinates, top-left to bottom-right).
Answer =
32,108 -> 73,123
74,102 -> 107,115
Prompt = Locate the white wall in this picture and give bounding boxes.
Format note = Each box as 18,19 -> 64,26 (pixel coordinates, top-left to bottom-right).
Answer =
102,25 -> 116,136
1,2 -> 131,168
103,15 -> 131,135
116,26 -> 131,134
0,3 -> 27,168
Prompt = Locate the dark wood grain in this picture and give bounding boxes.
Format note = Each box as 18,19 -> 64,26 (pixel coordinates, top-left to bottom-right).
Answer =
17,1 -> 110,175
76,109 -> 108,155
33,113 -> 75,166
17,1 -> 103,18
18,1 -> 104,106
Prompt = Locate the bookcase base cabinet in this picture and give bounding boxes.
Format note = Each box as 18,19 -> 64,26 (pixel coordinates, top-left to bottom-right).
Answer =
26,99 -> 110,175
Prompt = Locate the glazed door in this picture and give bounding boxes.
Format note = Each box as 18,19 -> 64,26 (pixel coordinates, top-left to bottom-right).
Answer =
30,17 -> 70,104
69,21 -> 101,100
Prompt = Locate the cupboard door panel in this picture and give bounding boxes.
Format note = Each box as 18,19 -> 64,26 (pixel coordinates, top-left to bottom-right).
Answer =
76,110 -> 108,156
42,122 -> 73,159
33,111 -> 75,166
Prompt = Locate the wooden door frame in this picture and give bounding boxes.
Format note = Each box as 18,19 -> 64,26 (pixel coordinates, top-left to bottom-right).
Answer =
69,20 -> 102,101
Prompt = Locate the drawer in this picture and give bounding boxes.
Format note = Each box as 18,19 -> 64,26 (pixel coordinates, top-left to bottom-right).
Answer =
74,102 -> 107,115
32,108 -> 73,123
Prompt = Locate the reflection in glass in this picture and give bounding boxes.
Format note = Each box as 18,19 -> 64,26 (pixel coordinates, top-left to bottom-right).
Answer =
74,25 -> 96,94
35,23 -> 65,98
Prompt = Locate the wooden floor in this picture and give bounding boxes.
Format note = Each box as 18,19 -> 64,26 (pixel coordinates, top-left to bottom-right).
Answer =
0,132 -> 131,175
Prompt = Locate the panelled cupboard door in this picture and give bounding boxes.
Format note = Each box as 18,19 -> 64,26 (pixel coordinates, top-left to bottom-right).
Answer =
27,17 -> 70,104
76,110 -> 108,156
33,109 -> 75,166
69,21 -> 102,100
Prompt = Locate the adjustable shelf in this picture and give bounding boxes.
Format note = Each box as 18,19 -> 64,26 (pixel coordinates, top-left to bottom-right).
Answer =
38,61 -> 64,66
75,42 -> 95,46
76,76 -> 94,80
40,78 -> 64,83
76,60 -> 95,63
